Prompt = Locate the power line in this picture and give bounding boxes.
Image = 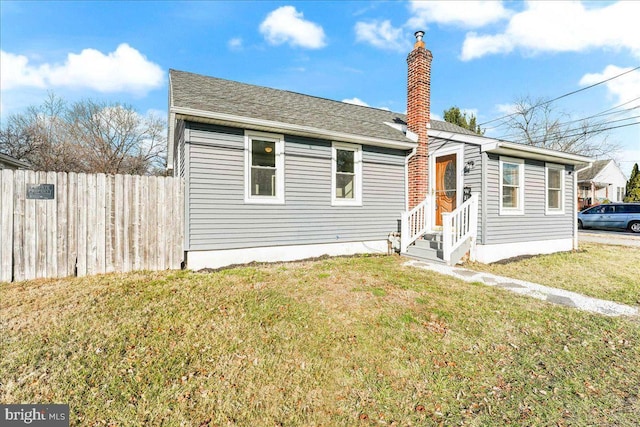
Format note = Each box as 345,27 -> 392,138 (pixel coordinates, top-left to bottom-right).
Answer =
500,120 -> 639,146
493,107 -> 640,142
479,65 -> 640,127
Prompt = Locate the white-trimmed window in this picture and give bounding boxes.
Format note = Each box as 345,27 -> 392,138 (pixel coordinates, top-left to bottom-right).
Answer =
332,142 -> 362,206
244,130 -> 284,204
546,163 -> 565,214
499,157 -> 524,215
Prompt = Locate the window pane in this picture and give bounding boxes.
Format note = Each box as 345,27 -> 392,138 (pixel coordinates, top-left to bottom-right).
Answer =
548,189 -> 560,209
502,186 -> 518,208
502,163 -> 519,185
336,173 -> 354,199
548,169 -> 561,189
251,167 -> 276,196
252,140 -> 276,167
336,149 -> 354,173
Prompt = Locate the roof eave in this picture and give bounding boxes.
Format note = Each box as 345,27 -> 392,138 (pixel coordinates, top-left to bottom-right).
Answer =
171,106 -> 417,151
0,152 -> 30,169
481,141 -> 593,166
429,129 -> 594,165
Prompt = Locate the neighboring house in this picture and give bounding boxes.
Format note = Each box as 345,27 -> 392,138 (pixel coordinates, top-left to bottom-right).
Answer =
167,31 -> 591,269
577,159 -> 627,209
0,152 -> 30,170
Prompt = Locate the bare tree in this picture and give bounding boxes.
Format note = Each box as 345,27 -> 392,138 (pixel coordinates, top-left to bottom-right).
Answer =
0,93 -> 166,174
67,100 -> 166,174
497,96 -> 621,158
0,93 -> 83,171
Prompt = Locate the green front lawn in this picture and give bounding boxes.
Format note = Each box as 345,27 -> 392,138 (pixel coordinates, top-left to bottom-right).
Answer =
2,255 -> 639,426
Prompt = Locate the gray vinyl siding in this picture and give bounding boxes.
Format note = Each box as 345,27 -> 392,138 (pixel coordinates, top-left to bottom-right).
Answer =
184,122 -> 406,251
484,154 -> 574,244
428,138 -> 484,242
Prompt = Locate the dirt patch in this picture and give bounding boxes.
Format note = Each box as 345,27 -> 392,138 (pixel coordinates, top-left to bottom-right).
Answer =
195,253 -> 390,274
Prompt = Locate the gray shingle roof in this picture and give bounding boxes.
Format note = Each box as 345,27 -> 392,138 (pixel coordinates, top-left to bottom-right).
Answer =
169,69 -> 478,143
577,159 -> 611,181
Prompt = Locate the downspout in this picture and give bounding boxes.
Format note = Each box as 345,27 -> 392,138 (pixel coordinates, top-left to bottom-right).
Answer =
574,163 -> 592,250
405,147 -> 417,211
480,152 -> 488,245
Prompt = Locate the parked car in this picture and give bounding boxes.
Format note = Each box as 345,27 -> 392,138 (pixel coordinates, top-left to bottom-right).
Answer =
578,203 -> 640,233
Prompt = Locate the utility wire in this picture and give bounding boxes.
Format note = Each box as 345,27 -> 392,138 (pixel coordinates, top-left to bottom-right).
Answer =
478,65 -> 640,127
503,120 -> 639,146
493,106 -> 640,142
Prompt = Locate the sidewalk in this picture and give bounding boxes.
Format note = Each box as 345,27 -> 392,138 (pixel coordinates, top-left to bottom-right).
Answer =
404,259 -> 639,317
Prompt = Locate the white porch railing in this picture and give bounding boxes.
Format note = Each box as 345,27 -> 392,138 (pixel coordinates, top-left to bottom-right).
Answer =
400,198 -> 431,253
442,193 -> 479,265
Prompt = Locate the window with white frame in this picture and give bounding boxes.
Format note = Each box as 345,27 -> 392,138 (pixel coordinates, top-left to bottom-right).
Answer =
332,142 -> 362,206
546,163 -> 565,214
244,131 -> 284,204
499,157 -> 524,215
617,187 -> 625,201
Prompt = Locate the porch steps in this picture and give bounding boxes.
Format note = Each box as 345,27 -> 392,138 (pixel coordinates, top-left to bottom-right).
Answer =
403,232 -> 445,263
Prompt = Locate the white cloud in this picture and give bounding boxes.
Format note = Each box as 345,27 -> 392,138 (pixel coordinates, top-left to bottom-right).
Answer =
430,113 -> 443,121
342,97 -> 370,107
259,6 -> 326,49
0,51 -> 47,89
1,44 -> 164,95
356,1 -> 509,53
228,37 -> 243,51
461,1 -> 640,61
354,20 -> 410,52
342,97 -> 390,110
579,65 -> 640,106
408,0 -> 511,29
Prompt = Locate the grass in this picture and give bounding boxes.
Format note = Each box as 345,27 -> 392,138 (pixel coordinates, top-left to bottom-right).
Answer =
465,242 -> 640,306
2,255 -> 639,426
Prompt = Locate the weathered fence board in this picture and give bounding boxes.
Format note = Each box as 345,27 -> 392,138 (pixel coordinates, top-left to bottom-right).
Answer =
0,170 -> 184,283
1,170 -> 14,282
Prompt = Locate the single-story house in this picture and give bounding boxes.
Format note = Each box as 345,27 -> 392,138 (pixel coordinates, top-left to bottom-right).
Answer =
167,31 -> 591,269
577,159 -> 627,209
0,152 -> 30,170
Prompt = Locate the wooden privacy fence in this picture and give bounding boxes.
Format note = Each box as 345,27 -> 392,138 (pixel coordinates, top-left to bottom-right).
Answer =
0,170 -> 183,283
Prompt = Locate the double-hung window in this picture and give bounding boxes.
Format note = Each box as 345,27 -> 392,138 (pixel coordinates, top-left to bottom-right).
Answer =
244,131 -> 284,204
332,142 -> 362,206
499,157 -> 524,215
545,163 -> 565,214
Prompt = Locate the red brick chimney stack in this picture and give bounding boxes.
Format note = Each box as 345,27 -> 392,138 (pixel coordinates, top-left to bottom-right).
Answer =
407,30 -> 432,210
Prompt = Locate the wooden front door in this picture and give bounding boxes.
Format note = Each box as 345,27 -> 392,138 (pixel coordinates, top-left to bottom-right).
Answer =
435,154 -> 457,227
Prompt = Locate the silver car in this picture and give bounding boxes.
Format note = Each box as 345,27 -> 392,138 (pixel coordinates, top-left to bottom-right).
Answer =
578,203 -> 640,233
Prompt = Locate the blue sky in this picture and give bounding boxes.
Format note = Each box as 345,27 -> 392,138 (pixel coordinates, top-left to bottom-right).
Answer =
1,1 -> 638,175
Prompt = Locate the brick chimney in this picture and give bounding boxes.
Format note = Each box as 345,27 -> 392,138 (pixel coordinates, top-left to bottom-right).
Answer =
407,30 -> 432,210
